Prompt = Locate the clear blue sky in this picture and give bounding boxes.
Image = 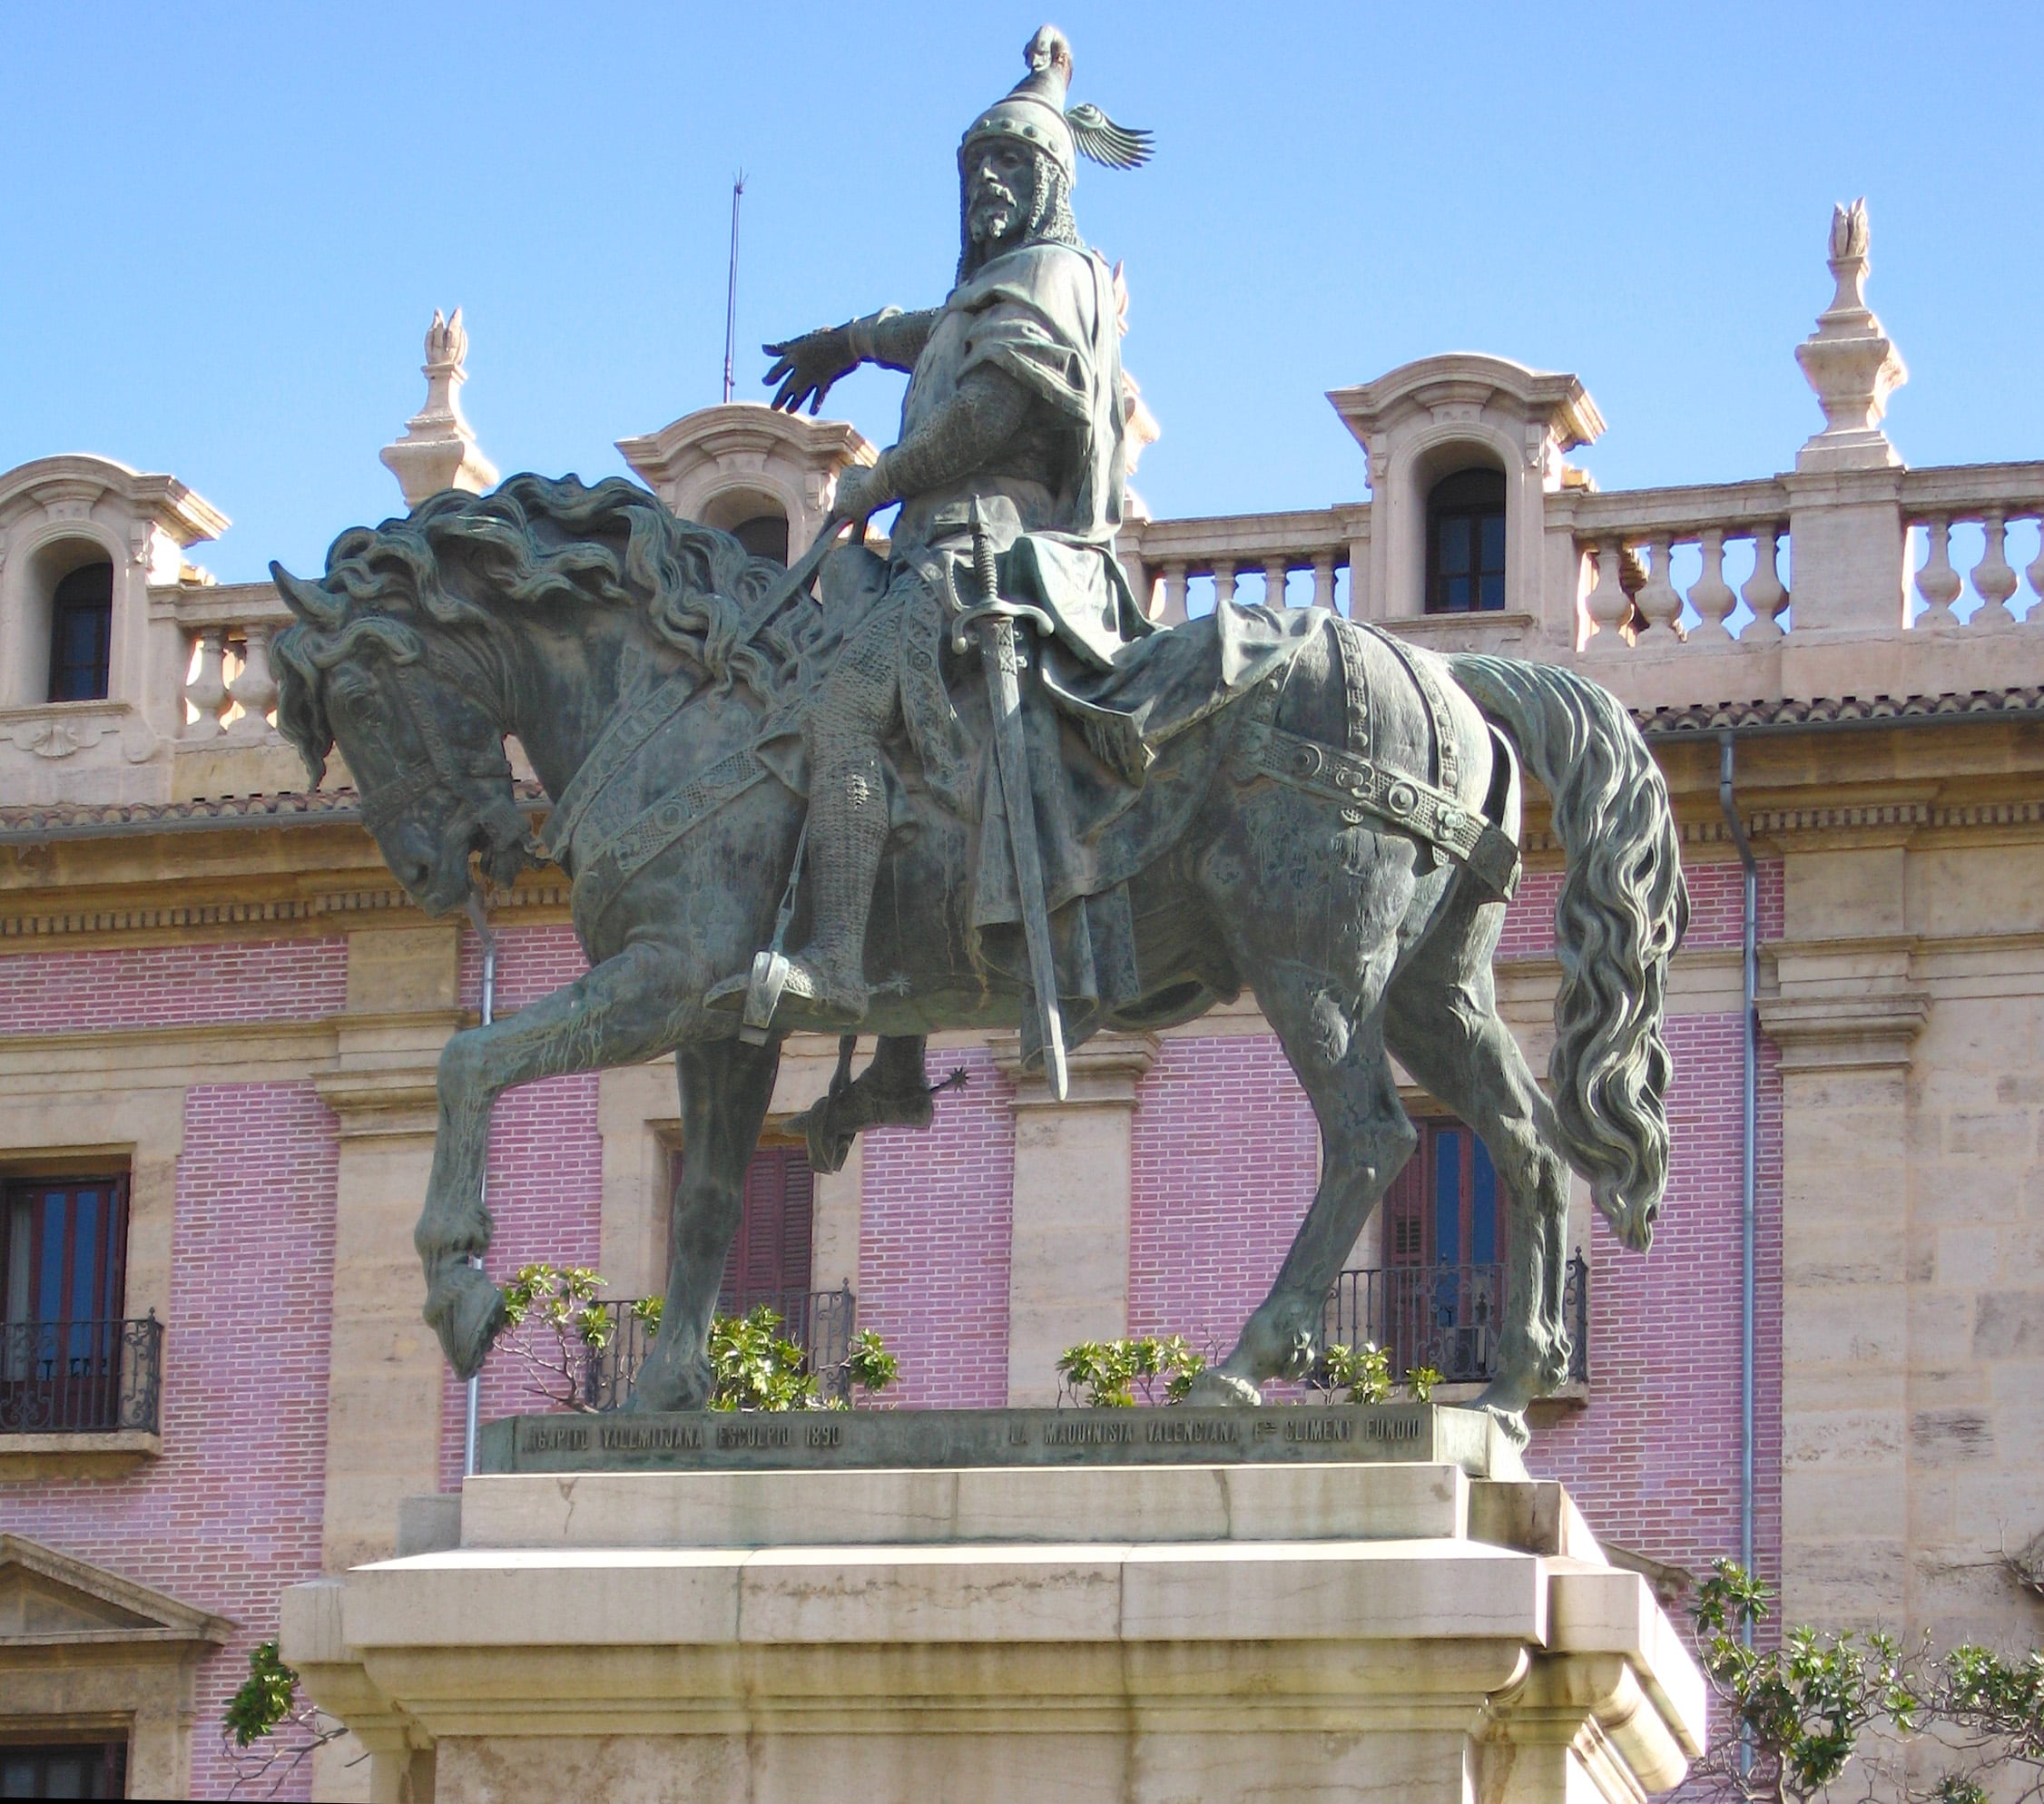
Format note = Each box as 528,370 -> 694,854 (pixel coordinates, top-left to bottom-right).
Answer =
5,2 -> 2040,583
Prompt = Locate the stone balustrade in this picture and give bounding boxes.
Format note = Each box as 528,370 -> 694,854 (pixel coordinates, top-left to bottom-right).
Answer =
1121,505 -> 1367,623
1901,466 -> 2044,630
5,455 -> 2043,818
163,581 -> 290,740
1553,480 -> 1794,648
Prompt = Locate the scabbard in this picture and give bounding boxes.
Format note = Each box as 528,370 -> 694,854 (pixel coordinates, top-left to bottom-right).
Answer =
979,615 -> 1069,1101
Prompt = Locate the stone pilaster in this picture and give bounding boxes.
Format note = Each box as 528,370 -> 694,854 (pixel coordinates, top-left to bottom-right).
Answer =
988,1031 -> 1156,1405
312,925 -> 464,1574
1762,847 -> 1928,1627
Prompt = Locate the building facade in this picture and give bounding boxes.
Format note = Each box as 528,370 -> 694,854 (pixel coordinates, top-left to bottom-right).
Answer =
1,219 -> 2040,1799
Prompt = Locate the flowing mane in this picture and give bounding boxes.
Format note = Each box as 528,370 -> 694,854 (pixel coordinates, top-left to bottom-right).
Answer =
273,474 -> 814,784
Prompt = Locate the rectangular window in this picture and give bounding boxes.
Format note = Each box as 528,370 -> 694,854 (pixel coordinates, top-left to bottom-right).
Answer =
1377,1120 -> 1506,1381
0,1740 -> 129,1799
1,1175 -> 132,1428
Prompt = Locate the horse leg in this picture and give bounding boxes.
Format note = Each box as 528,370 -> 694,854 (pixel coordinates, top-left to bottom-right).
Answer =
1189,955 -> 1413,1405
418,940 -> 693,1378
631,1036 -> 783,1411
1385,911 -> 1572,1443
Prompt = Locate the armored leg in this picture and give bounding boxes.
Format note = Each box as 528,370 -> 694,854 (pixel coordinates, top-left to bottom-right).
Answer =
710,602 -> 903,1029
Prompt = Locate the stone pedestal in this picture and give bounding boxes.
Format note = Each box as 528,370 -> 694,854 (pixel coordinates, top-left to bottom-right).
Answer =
283,1456 -> 1705,1804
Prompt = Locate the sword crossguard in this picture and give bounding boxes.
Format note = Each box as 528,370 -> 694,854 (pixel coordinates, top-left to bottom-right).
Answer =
949,598 -> 1055,655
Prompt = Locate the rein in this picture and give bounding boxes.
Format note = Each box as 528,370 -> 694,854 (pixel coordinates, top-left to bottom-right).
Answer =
354,659 -> 514,842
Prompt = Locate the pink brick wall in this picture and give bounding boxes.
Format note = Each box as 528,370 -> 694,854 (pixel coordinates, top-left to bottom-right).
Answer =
438,1069 -> 604,1487
442,925 -> 604,1481
858,1047 -> 1015,1407
0,936 -> 346,1032
1498,856 -> 1784,961
0,1081 -> 339,1804
1128,1034 -> 1322,1361
1529,1019 -> 1785,1591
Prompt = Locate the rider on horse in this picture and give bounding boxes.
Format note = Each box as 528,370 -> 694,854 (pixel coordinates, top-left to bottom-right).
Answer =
707,27 -> 1157,1034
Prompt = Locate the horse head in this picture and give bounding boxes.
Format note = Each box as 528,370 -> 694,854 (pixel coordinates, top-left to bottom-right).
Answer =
270,561 -> 536,916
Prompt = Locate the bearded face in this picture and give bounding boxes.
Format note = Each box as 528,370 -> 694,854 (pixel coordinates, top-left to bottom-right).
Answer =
958,137 -> 1075,278
967,140 -> 1046,251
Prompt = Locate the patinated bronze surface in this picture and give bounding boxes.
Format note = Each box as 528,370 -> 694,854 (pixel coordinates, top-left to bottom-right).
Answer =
270,28 -> 1687,1439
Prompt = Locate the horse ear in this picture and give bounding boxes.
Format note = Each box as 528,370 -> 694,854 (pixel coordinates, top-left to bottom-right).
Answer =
270,562 -> 338,625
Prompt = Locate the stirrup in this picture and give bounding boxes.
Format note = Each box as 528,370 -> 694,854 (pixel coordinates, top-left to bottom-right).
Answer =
706,950 -> 863,1043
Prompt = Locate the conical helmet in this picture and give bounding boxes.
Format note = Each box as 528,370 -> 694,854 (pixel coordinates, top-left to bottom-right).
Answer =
959,25 -> 1153,182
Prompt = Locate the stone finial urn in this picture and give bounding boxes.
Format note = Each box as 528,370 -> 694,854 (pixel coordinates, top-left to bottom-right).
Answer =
1794,199 -> 1907,472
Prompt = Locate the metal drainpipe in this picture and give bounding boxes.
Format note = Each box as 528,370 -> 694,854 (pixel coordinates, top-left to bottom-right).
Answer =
462,893 -> 497,1480
1716,732 -> 1760,1641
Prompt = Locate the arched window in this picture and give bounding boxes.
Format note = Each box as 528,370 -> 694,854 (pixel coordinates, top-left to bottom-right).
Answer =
47,562 -> 114,701
732,513 -> 790,564
1424,468 -> 1506,614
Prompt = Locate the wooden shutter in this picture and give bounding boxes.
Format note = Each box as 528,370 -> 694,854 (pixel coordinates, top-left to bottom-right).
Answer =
717,1145 -> 814,1313
1381,1145 -> 1428,1268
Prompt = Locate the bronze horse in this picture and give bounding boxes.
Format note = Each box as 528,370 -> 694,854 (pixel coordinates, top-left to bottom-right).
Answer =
271,474 -> 1686,1434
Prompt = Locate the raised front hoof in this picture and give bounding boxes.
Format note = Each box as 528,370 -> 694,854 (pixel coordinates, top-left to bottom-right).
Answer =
1184,1368 -> 1263,1408
427,1264 -> 507,1382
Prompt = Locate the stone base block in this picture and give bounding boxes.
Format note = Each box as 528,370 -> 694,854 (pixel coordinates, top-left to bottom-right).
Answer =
283,1456 -> 1705,1804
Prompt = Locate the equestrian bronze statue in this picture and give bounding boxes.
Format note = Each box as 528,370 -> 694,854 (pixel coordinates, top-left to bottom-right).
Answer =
270,27 -> 1686,1437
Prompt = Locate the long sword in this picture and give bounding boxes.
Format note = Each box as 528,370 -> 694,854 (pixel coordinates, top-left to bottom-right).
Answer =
961,498 -> 1068,1101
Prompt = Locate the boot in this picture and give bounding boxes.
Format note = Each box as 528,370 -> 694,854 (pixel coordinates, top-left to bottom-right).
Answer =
708,755 -> 889,1029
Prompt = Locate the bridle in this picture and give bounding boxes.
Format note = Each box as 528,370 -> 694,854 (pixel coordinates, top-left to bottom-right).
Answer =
344,651 -> 516,851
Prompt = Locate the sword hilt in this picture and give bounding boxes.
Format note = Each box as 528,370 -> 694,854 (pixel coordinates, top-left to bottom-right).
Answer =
968,495 -> 1000,607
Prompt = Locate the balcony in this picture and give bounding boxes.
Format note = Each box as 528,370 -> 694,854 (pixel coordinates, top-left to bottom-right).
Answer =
0,1316 -> 163,1478
1321,1255 -> 1587,1390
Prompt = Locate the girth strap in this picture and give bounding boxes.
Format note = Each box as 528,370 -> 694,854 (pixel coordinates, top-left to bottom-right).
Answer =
1236,680 -> 1519,900
570,745 -> 774,934
541,668 -> 700,866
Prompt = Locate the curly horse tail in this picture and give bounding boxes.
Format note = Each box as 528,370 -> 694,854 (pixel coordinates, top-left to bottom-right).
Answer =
1449,654 -> 1691,1250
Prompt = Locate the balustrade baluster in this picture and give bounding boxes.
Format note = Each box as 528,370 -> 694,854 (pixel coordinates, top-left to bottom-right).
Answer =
1583,534 -> 1631,650
1970,512 -> 2018,628
185,628 -> 228,736
1913,515 -> 1961,629
2025,519 -> 2044,624
226,624 -> 280,737
1213,560 -> 1237,607
1634,536 -> 1683,638
1161,559 -> 1190,626
1687,528 -> 1737,641
1312,552 -> 1338,613
1742,525 -> 1789,642
1263,557 -> 1292,609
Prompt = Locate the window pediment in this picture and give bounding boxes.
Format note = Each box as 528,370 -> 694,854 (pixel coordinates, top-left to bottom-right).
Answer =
0,1535 -> 231,1649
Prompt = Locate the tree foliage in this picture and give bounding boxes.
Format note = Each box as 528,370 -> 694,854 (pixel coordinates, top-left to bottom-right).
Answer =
1056,1336 -> 1205,1407
499,1269 -> 897,1413
221,1640 -> 346,1798
1318,1340 -> 1445,1403
1689,1560 -> 2044,1803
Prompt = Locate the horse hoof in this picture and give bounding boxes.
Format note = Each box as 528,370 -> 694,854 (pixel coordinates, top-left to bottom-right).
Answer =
630,1344 -> 713,1414
1184,1369 -> 1263,1408
1473,1382 -> 1533,1448
429,1264 -> 506,1381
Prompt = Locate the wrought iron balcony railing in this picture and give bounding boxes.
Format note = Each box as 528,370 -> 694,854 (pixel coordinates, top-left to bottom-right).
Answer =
0,1316 -> 162,1435
578,1286 -> 857,1411
1321,1255 -> 1587,1387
